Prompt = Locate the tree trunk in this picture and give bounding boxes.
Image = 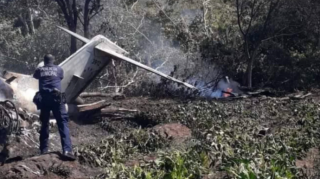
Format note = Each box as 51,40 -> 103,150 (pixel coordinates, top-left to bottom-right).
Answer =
27,8 -> 35,35
69,25 -> 77,53
83,0 -> 91,38
55,0 -> 78,54
83,22 -> 90,38
247,57 -> 253,88
19,15 -> 29,36
70,0 -> 78,54
246,45 -> 261,88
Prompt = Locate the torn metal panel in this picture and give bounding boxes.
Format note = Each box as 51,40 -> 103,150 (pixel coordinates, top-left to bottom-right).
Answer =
1,71 -> 38,113
0,78 -> 14,101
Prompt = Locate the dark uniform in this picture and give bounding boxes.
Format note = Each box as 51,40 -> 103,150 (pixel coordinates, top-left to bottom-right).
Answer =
33,55 -> 74,160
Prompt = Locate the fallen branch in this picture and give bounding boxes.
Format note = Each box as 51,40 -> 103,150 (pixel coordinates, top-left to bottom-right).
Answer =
77,100 -> 111,112
79,92 -> 125,99
100,107 -> 139,118
290,92 -> 312,100
101,107 -> 139,114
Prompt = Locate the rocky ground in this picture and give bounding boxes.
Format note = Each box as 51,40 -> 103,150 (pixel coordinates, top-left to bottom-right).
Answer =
1,91 -> 320,178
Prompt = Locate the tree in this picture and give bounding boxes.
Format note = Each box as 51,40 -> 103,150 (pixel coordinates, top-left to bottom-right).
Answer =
0,0 -> 51,37
82,0 -> 103,38
55,0 -> 103,53
0,0 -> 69,73
236,0 -> 282,88
55,0 -> 78,53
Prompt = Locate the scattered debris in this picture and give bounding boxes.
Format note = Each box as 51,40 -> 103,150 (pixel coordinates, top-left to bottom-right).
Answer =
0,100 -> 33,135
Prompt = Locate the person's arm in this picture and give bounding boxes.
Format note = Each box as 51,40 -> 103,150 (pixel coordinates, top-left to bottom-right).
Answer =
33,68 -> 40,79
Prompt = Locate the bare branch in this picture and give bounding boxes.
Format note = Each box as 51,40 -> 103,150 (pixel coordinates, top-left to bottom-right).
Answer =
236,0 -> 245,37
151,0 -> 177,26
132,15 -> 145,36
89,8 -> 102,20
128,22 -> 154,46
245,0 -> 258,36
202,0 -> 210,36
131,0 -> 139,10
77,12 -> 85,25
263,0 -> 281,33
261,30 -> 304,43
155,56 -> 170,71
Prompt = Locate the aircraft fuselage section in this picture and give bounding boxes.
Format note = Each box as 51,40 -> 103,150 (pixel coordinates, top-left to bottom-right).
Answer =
0,71 -> 77,116
2,71 -> 38,114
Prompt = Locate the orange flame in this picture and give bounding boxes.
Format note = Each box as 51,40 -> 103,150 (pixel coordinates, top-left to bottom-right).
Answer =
223,88 -> 232,97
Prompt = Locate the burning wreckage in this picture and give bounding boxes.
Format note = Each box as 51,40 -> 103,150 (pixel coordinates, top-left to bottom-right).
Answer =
0,27 -> 314,174
0,26 -> 273,138
0,26 -> 199,136
0,26 -> 252,139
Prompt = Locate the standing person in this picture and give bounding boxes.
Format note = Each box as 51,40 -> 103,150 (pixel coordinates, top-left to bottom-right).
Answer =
33,54 -> 76,161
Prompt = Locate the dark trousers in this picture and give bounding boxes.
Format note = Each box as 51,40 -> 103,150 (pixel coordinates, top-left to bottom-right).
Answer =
39,95 -> 72,153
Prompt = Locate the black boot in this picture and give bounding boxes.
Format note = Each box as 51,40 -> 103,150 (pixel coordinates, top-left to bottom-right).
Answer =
40,150 -> 49,155
62,151 -> 76,161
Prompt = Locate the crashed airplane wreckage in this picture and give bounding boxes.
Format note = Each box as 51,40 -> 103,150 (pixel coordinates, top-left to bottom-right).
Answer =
0,26 -> 198,132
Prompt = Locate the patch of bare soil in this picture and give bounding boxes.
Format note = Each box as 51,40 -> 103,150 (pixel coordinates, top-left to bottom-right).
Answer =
296,148 -> 320,178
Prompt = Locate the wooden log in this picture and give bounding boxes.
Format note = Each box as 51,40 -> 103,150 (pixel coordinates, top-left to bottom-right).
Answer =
79,92 -> 125,99
100,107 -> 139,118
77,100 -> 111,112
101,107 -> 139,114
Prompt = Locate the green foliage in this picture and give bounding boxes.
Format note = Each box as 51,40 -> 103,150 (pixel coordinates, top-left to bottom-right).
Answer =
76,97 -> 320,179
157,151 -> 206,179
97,149 -> 209,179
76,128 -> 169,167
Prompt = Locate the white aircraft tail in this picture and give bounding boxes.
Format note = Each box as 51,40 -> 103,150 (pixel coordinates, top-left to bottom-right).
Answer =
58,26 -> 197,103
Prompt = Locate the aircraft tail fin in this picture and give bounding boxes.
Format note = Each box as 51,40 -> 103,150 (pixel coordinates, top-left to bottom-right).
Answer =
59,27 -> 197,103
57,26 -> 128,55
58,35 -> 112,103
57,26 -> 90,43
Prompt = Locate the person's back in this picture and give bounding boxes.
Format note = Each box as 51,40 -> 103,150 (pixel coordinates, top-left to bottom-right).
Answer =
33,59 -> 63,92
33,54 -> 75,161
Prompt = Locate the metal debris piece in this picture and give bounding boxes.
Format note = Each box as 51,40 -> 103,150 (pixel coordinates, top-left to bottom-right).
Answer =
0,100 -> 21,134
